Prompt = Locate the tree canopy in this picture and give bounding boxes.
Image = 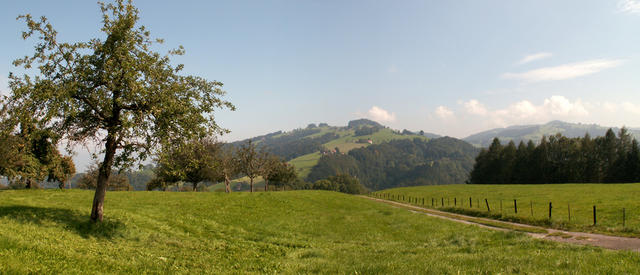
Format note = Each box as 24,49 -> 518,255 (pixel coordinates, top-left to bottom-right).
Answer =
468,129 -> 640,184
5,0 -> 233,221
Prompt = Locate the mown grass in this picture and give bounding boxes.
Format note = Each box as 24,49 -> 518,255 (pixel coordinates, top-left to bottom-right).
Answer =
377,184 -> 640,237
1,190 -> 639,274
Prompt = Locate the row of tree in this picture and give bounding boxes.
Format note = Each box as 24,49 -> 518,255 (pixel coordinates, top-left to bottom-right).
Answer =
148,139 -> 297,192
469,128 -> 640,184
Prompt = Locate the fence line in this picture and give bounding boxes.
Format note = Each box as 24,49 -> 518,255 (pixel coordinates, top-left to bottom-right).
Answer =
369,192 -> 631,228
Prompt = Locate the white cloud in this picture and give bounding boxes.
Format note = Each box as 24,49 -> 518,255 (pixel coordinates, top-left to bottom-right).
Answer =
502,59 -> 624,82
463,99 -> 488,115
366,106 -> 396,122
619,0 -> 640,13
518,52 -> 552,65
434,106 -> 454,119
544,96 -> 588,116
456,96 -> 589,129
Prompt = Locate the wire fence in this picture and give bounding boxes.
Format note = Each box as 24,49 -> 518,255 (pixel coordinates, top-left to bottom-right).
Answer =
369,192 -> 634,230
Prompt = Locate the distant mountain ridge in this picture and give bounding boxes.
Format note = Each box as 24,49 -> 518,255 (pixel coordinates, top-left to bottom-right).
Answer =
463,120 -> 640,147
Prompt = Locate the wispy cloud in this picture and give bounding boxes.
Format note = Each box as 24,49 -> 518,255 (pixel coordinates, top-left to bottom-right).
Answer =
518,52 -> 552,65
619,0 -> 640,14
366,106 -> 396,122
502,59 -> 624,82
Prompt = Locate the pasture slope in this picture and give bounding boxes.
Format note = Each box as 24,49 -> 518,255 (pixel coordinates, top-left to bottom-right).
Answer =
1,190 -> 639,274
379,184 -> 640,237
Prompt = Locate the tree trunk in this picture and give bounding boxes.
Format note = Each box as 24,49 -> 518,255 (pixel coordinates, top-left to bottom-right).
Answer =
90,133 -> 117,223
250,177 -> 254,193
193,182 -> 198,192
224,175 -> 231,193
59,182 -> 64,189
264,179 -> 268,192
25,179 -> 31,189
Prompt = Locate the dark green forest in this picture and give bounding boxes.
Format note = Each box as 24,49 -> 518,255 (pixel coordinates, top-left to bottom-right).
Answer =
469,128 -> 640,184
307,137 -> 479,190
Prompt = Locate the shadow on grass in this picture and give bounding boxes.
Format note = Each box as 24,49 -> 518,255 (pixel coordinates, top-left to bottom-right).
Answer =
0,205 -> 125,239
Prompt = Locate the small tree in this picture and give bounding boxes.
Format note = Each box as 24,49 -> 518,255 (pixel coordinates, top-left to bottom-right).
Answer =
48,155 -> 76,189
259,153 -> 281,191
238,140 -> 261,192
154,138 -> 220,191
213,145 -> 240,193
78,164 -> 133,191
6,0 -> 233,221
269,162 -> 297,191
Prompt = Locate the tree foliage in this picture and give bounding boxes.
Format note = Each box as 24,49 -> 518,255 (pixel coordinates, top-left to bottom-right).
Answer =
0,115 -> 75,189
312,174 -> 366,194
237,140 -> 261,192
307,137 -> 479,190
77,164 -> 132,191
469,128 -> 640,184
6,0 -> 233,221
153,138 -> 222,191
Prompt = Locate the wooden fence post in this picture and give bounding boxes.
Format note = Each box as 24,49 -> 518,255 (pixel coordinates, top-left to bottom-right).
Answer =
454,198 -> 457,206
441,198 -> 444,207
593,205 -> 597,226
514,199 -> 518,214
530,201 -> 533,216
485,199 -> 490,212
568,203 -> 571,222
548,202 -> 552,220
469,197 -> 472,208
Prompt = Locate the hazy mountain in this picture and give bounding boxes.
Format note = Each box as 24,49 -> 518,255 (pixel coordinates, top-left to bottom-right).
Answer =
463,120 -> 640,147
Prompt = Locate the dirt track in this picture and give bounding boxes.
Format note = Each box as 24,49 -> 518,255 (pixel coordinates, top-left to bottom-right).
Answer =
362,196 -> 640,252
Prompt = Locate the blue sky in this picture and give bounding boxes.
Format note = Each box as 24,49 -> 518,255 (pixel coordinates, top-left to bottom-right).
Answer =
2,0 -> 640,168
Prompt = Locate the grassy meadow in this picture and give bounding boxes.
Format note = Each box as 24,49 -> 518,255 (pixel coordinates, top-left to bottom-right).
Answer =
377,184 -> 640,236
1,189 -> 639,274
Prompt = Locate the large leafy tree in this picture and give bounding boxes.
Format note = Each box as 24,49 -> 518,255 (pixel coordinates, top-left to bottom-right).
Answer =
6,0 -> 234,221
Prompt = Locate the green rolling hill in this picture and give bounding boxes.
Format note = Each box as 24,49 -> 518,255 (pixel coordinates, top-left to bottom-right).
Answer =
232,119 -> 440,179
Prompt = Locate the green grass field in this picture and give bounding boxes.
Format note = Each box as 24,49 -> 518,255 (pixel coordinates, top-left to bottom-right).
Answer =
377,184 -> 640,237
288,152 -> 322,179
1,190 -> 639,273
